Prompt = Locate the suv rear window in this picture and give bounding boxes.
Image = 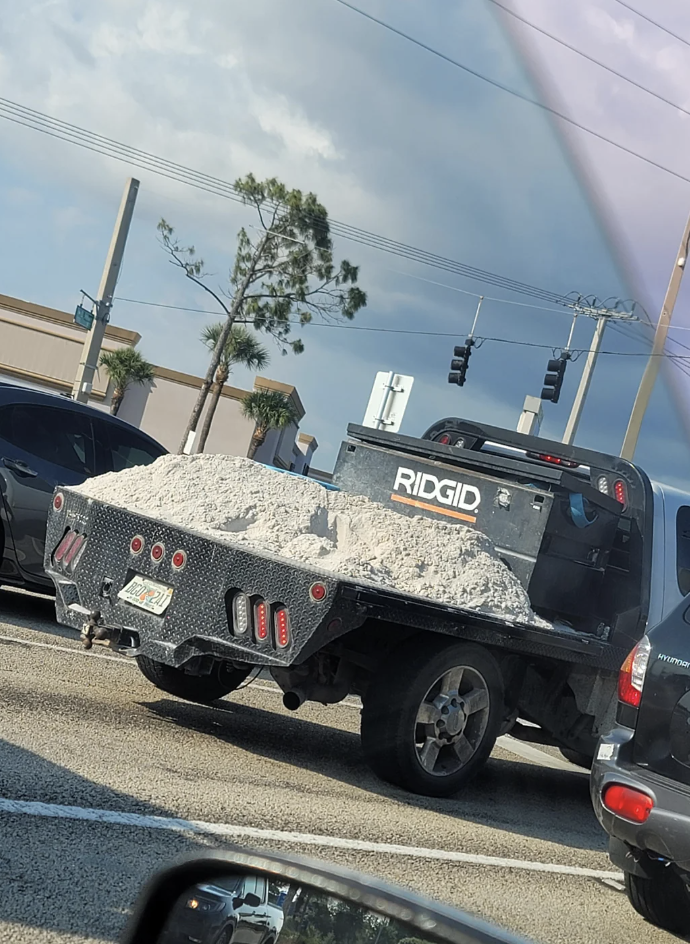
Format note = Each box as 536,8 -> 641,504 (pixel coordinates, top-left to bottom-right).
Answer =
676,506 -> 690,596
93,419 -> 165,474
0,404 -> 95,475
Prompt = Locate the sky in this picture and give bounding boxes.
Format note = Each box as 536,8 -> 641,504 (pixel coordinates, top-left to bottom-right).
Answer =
1,0 -> 689,484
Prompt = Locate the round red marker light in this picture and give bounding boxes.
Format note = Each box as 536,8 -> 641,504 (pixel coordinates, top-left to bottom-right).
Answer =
130,535 -> 144,555
151,543 -> 165,562
53,493 -> 64,512
172,550 -> 187,571
310,582 -> 327,602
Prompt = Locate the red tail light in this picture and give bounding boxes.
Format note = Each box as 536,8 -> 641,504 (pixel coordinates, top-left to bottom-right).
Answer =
614,479 -> 628,507
54,531 -> 77,563
275,608 -> 290,648
53,492 -> 64,512
63,533 -> 85,569
603,784 -> 654,823
255,601 -> 269,641
310,583 -> 327,602
527,453 -> 579,468
151,543 -> 165,562
130,535 -> 144,555
619,636 -> 651,708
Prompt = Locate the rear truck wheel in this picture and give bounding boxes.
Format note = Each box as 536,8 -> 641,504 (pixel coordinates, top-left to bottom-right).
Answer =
136,655 -> 251,704
559,747 -> 593,769
361,637 -> 504,797
625,861 -> 690,934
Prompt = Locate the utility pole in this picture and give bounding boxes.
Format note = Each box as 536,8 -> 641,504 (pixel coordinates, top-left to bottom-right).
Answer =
620,209 -> 690,460
72,178 -> 140,402
562,314 -> 608,445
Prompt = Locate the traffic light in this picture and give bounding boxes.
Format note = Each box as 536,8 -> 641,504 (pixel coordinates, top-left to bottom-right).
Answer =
541,354 -> 570,404
448,337 -> 475,386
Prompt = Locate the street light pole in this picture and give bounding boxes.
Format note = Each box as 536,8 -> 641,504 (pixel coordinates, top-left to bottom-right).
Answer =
620,209 -> 690,460
72,178 -> 140,402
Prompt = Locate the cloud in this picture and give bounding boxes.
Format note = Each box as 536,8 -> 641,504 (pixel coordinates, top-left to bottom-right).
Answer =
0,0 -> 687,476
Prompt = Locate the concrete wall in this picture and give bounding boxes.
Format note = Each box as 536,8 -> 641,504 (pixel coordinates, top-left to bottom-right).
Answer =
128,367 -> 255,458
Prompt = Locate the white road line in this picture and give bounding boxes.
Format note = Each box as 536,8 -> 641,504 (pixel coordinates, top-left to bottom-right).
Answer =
0,634 -> 581,770
0,797 -> 623,881
0,633 -> 130,664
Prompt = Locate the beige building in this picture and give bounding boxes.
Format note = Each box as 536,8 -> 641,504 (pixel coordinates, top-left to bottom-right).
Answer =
0,293 -> 318,472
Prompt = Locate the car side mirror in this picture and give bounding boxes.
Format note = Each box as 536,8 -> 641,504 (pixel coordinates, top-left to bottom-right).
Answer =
120,847 -> 530,944
235,892 -> 262,909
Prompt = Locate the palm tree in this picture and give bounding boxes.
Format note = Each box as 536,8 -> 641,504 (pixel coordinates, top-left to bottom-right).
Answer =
241,390 -> 300,460
99,347 -> 155,416
198,323 -> 269,452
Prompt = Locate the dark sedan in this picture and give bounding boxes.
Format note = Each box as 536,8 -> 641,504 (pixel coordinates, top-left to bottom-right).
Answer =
0,382 -> 166,593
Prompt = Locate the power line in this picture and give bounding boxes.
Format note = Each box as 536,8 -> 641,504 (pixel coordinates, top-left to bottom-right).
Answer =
113,294 -> 690,358
610,317 -> 690,382
330,0 -> 690,187
0,97 -> 572,306
116,288 -> 690,335
488,0 -> 690,121
610,0 -> 690,49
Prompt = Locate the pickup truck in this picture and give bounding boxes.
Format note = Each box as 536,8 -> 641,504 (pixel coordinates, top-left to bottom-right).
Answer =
44,417 -> 690,797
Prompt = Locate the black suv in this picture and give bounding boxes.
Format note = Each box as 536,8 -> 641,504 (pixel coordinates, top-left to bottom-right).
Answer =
591,597 -> 690,934
0,382 -> 166,593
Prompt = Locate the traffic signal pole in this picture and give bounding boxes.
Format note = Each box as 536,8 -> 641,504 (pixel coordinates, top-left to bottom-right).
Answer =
72,178 -> 140,402
562,314 -> 607,445
448,297 -> 483,388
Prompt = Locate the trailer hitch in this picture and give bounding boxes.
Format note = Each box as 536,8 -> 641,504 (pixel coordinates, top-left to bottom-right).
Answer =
68,604 -> 121,650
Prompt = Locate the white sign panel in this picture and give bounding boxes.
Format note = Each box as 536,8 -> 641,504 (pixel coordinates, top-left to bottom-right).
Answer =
362,371 -> 414,433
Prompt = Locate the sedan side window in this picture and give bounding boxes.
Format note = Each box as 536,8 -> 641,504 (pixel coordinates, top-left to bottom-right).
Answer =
676,506 -> 690,596
0,404 -> 94,476
92,419 -> 165,475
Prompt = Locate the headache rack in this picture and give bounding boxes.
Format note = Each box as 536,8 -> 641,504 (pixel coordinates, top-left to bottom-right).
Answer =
334,420 -> 654,643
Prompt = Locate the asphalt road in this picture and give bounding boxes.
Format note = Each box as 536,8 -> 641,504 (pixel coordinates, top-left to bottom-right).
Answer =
0,587 -> 676,944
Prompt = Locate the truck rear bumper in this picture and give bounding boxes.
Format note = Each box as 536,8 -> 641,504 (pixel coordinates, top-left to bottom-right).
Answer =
45,491 -> 364,668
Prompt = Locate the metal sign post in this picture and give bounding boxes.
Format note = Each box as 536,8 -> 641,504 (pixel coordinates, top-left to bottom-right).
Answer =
362,371 -> 414,433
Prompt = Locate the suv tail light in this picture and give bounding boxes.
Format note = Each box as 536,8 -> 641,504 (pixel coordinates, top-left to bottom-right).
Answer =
603,784 -> 654,823
619,636 -> 651,708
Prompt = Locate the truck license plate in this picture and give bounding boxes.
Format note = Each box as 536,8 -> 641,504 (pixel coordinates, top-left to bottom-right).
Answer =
118,576 -> 173,615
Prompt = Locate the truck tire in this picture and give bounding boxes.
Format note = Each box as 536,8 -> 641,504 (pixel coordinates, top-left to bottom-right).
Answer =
625,862 -> 690,934
361,637 -> 504,797
559,747 -> 593,769
136,655 -> 251,704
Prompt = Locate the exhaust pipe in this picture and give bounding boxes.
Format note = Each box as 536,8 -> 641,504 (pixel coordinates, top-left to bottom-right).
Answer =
283,689 -> 307,711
